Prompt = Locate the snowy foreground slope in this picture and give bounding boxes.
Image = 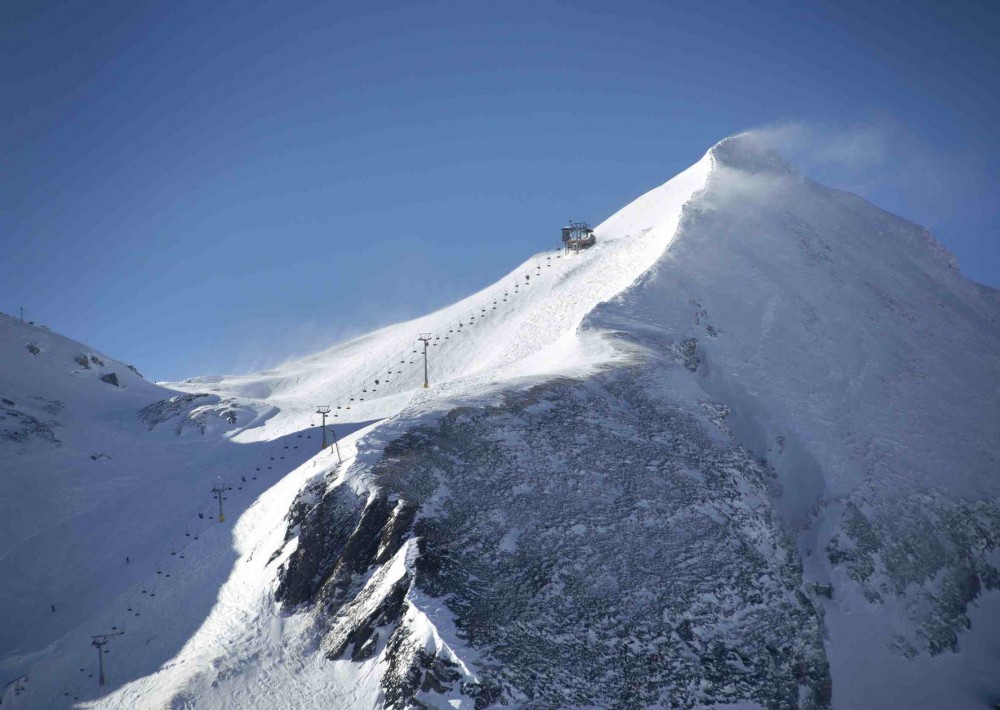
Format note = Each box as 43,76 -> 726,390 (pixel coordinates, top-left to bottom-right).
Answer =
2,134 -> 999,709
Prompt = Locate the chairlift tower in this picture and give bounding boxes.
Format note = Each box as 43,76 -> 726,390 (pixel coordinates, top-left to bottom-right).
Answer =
91,631 -> 123,686
418,333 -> 433,388
211,482 -> 231,523
315,406 -> 331,450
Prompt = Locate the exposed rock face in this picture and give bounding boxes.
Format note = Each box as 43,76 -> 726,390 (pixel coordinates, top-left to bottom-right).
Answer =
678,337 -> 700,371
279,369 -> 831,709
100,372 -> 120,387
0,396 -> 60,447
277,485 -> 418,659
136,393 -> 251,435
826,495 -> 1000,655
139,393 -> 213,432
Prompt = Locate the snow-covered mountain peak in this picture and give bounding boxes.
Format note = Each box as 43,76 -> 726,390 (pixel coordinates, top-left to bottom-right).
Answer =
3,135 -> 998,710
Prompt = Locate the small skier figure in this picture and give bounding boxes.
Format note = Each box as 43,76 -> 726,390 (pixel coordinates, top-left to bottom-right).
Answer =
198,512 -> 204,519
126,556 -> 130,564
51,604 -> 56,613
241,476 -> 246,483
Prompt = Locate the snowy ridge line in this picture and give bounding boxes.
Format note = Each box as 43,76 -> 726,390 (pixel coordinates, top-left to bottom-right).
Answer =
172,148 -> 714,437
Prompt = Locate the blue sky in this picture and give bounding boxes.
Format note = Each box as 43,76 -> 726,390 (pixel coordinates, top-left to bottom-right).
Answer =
4,0 -> 998,381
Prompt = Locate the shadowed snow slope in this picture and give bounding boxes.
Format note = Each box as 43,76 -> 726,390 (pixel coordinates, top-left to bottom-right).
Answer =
2,134 -> 998,710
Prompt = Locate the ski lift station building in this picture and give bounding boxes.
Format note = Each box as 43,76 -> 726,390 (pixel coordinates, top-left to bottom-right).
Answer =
562,221 -> 596,251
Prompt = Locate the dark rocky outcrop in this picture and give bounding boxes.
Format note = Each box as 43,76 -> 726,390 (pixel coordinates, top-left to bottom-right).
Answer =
99,372 -> 120,387
137,393 -> 235,435
827,495 -> 1000,654
679,337 -> 700,371
277,488 -> 416,613
327,573 -> 411,661
1,398 -> 60,447
280,370 -> 832,709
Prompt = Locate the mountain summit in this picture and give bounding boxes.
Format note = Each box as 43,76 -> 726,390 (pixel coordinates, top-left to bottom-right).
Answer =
2,134 -> 998,709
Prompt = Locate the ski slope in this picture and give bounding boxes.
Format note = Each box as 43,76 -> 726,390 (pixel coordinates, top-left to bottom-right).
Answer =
0,314 -> 338,707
